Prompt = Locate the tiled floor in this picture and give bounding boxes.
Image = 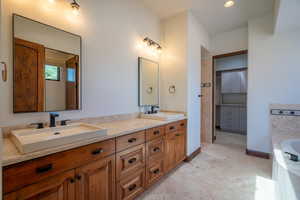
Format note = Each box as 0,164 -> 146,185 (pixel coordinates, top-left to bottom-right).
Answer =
138,131 -> 274,200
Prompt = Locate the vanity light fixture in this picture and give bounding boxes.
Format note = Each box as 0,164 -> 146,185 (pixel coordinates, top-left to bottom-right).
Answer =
224,0 -> 235,8
143,37 -> 162,54
71,0 -> 80,15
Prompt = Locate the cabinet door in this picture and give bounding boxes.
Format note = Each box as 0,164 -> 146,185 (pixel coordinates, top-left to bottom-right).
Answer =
240,107 -> 247,134
221,71 -> 240,93
239,70 -> 247,93
75,155 -> 115,200
174,131 -> 186,164
164,132 -> 176,172
220,106 -> 240,132
14,38 -> 45,112
4,170 -> 75,200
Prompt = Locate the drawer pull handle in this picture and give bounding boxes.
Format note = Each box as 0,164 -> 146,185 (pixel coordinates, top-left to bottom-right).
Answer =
36,164 -> 53,174
91,148 -> 104,155
175,133 -> 181,137
69,178 -> 75,183
128,184 -> 137,191
76,175 -> 82,180
153,169 -> 160,174
153,147 -> 160,152
128,157 -> 137,164
154,130 -> 160,135
169,126 -> 175,130
128,138 -> 137,143
180,123 -> 185,126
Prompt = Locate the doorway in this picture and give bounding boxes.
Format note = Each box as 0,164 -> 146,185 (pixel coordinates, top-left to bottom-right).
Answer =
212,50 -> 248,144
200,47 -> 213,144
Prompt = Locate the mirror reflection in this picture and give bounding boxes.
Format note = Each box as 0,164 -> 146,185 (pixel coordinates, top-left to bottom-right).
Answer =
138,57 -> 159,106
13,14 -> 81,113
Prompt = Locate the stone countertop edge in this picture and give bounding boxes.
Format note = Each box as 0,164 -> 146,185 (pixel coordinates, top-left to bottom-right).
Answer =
2,117 -> 187,167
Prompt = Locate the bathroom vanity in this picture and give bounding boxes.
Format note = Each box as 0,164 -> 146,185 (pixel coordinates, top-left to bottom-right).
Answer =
3,14 -> 189,200
2,118 -> 187,200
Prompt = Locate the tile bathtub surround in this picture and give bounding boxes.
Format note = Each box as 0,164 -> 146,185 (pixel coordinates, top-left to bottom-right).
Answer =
2,115 -> 187,166
270,104 -> 300,199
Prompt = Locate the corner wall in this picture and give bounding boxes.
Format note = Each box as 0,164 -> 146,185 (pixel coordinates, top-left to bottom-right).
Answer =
186,12 -> 210,155
160,12 -> 210,155
248,14 -> 300,153
160,12 -> 188,112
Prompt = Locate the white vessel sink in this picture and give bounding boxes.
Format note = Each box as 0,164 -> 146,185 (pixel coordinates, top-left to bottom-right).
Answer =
11,123 -> 107,154
281,139 -> 300,157
141,112 -> 185,121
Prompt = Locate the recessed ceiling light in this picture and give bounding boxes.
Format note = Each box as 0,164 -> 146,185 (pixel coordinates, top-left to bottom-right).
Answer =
224,0 -> 235,8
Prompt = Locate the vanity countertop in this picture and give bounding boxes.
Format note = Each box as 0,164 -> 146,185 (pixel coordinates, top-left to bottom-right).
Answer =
2,117 -> 186,167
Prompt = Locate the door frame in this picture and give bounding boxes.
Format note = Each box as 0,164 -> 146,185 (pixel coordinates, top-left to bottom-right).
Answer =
200,47 -> 213,144
212,50 -> 248,143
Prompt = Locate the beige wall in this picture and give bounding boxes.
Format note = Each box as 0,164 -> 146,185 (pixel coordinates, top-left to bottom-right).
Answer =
160,12 -> 188,112
45,63 -> 66,111
160,11 -> 211,155
248,14 -> 300,153
211,27 -> 248,56
14,15 -> 81,55
0,0 -> 160,126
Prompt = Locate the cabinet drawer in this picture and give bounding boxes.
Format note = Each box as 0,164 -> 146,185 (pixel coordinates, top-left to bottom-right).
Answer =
146,126 -> 165,141
116,131 -> 145,152
146,137 -> 165,163
3,139 -> 115,194
146,160 -> 164,188
117,169 -> 145,200
178,120 -> 187,130
165,120 -> 186,133
116,144 -> 146,181
165,122 -> 179,133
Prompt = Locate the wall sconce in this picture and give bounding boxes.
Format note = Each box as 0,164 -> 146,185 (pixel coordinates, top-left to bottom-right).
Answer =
143,37 -> 162,54
71,0 -> 80,15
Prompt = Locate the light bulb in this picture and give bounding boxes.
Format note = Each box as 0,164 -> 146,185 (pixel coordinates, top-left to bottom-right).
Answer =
72,8 -> 79,15
48,0 -> 55,3
157,46 -> 162,54
71,0 -> 80,15
224,0 -> 235,8
150,44 -> 156,52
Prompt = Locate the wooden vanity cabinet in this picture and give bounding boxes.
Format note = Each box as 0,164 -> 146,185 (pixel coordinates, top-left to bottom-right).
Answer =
75,155 -> 116,200
117,169 -> 145,200
4,169 -> 76,200
3,119 -> 187,200
116,131 -> 146,200
3,139 -> 116,200
116,144 -> 146,181
165,120 -> 187,172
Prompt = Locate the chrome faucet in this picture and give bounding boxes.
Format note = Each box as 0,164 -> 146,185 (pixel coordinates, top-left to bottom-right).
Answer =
49,113 -> 59,127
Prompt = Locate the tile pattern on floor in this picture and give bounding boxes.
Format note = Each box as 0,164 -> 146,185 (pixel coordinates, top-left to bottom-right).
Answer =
138,131 -> 274,200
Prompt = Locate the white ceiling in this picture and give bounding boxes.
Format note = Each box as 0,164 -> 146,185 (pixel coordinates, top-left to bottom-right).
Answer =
141,0 -> 274,36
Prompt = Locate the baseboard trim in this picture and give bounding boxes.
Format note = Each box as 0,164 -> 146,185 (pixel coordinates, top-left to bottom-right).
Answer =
184,147 -> 202,162
246,149 -> 270,159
